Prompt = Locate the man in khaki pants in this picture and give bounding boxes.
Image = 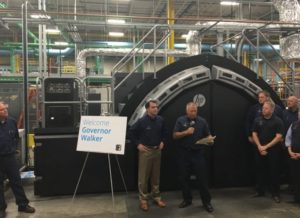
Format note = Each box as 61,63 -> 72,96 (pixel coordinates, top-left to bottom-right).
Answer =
130,99 -> 167,211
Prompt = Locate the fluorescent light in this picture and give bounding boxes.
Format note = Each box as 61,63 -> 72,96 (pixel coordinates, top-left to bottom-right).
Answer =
181,34 -> 188,39
108,32 -> 124,37
30,14 -> 51,19
220,1 -> 240,6
54,41 -> 69,46
253,58 -> 263,62
46,28 -> 61,34
107,19 -> 126,24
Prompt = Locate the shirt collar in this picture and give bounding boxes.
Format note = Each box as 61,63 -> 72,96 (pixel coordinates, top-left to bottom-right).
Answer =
146,114 -> 157,120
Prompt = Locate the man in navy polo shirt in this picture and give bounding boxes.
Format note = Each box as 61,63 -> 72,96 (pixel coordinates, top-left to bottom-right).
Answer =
0,101 -> 35,218
130,99 -> 167,211
173,102 -> 214,213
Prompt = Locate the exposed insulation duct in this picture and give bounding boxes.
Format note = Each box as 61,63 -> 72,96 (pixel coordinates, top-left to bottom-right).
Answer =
186,30 -> 201,55
273,0 -> 300,22
76,48 -> 189,77
273,0 -> 300,59
280,34 -> 300,59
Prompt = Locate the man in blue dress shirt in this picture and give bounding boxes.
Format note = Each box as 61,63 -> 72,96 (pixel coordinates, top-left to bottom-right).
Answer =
285,111 -> 300,203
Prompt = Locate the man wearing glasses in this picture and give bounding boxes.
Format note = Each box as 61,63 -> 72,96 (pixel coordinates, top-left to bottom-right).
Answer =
0,101 -> 35,218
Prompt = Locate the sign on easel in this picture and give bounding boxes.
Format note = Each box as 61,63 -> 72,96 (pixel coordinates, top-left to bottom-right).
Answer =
76,116 -> 127,155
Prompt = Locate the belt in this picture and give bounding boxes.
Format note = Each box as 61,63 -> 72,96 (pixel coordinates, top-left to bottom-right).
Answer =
145,145 -> 159,150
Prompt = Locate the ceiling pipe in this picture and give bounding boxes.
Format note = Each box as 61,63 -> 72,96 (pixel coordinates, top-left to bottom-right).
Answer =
0,47 -> 73,56
76,48 -> 189,77
3,16 -> 300,30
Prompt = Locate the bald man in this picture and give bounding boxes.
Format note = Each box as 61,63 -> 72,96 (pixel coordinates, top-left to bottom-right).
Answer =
173,102 -> 214,213
283,96 -> 299,134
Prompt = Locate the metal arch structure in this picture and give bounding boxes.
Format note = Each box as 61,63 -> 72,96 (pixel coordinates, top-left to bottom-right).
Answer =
127,64 -> 263,126
121,54 -> 283,125
120,53 -> 284,189
128,65 -> 211,125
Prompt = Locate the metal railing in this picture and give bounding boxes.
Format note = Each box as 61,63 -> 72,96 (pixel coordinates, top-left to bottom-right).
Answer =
112,25 -> 171,91
210,27 -> 296,99
35,75 -> 113,127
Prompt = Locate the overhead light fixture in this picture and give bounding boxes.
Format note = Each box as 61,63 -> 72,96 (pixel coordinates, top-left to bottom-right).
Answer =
220,1 -> 240,6
109,32 -> 124,37
253,58 -> 263,62
46,28 -> 61,34
30,14 -> 51,19
54,41 -> 69,46
107,19 -> 126,24
181,34 -> 188,39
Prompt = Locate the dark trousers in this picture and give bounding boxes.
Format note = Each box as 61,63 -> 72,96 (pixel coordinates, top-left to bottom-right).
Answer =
178,147 -> 211,204
255,147 -> 280,196
290,158 -> 300,202
0,154 -> 29,210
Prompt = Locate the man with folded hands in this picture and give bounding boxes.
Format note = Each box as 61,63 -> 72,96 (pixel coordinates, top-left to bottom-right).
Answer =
252,100 -> 284,203
173,102 -> 215,213
130,99 -> 167,212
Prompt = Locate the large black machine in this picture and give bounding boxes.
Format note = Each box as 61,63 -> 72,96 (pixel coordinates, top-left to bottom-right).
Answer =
34,54 -> 283,195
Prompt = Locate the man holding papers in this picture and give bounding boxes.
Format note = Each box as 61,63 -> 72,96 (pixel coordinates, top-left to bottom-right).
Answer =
173,102 -> 215,213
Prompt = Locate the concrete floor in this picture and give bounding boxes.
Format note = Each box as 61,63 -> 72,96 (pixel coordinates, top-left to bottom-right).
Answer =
3,181 -> 300,218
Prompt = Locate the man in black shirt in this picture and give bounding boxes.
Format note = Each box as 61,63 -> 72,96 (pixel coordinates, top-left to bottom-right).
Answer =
130,100 -> 167,211
252,100 -> 284,203
173,102 -> 214,213
246,90 -> 283,143
0,101 -> 35,218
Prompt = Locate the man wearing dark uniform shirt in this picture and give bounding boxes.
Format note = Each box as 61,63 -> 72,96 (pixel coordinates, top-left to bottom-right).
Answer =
0,101 -> 35,218
246,90 -> 283,143
130,99 -> 167,211
252,101 -> 284,203
285,111 -> 300,204
173,102 -> 214,213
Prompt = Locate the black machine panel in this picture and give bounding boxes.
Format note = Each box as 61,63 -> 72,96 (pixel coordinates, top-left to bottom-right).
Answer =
34,128 -> 137,196
44,78 -> 79,101
45,104 -> 77,128
43,78 -> 80,128
157,81 -> 255,189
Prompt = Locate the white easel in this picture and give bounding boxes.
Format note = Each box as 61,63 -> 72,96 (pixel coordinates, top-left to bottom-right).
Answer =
71,116 -> 128,217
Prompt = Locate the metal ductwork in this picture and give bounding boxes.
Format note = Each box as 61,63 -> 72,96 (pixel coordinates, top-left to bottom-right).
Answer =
186,30 -> 201,55
273,0 -> 300,59
76,48 -> 190,77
